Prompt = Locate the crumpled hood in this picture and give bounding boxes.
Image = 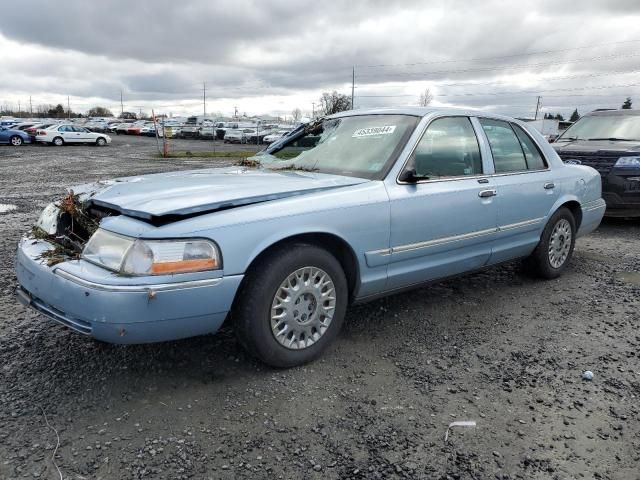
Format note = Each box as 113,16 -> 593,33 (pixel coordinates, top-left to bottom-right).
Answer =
73,167 -> 368,220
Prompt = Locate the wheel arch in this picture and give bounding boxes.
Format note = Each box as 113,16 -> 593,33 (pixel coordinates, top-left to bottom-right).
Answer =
548,194 -> 583,230
240,232 -> 360,303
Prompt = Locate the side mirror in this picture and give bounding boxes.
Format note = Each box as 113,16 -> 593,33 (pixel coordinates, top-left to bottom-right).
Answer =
399,168 -> 419,183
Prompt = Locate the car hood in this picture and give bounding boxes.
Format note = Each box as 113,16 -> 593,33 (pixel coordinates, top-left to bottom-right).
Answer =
74,167 -> 368,221
553,139 -> 640,154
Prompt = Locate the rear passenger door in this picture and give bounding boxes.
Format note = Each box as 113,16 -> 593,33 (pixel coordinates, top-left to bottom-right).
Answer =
477,118 -> 558,263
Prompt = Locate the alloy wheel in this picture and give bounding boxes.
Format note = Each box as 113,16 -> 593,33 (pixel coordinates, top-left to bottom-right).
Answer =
548,218 -> 572,268
270,266 -> 336,350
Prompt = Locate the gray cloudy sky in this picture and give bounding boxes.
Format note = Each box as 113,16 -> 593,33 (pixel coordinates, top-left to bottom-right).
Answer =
2,0 -> 640,119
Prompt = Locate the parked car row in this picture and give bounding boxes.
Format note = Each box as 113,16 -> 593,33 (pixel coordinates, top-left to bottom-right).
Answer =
0,115 -> 298,146
0,119 -> 112,147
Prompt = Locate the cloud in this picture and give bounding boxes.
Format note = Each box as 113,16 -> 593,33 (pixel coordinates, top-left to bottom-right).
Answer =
1,0 -> 639,118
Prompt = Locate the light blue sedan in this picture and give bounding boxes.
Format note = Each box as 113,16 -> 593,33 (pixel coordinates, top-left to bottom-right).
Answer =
15,108 -> 605,367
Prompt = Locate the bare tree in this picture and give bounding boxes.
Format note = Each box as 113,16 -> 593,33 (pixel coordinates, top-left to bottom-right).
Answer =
319,91 -> 352,116
419,88 -> 433,107
291,108 -> 302,122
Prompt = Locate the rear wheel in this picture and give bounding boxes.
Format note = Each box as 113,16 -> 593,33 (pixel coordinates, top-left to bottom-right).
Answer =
9,135 -> 23,146
96,137 -> 106,146
525,207 -> 576,279
233,244 -> 348,367
52,137 -> 64,146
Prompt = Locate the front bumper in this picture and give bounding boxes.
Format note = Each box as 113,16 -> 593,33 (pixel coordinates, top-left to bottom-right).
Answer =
15,237 -> 243,344
602,170 -> 640,216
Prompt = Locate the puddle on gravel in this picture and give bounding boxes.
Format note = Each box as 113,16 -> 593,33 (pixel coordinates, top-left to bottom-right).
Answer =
0,204 -> 17,214
616,271 -> 640,286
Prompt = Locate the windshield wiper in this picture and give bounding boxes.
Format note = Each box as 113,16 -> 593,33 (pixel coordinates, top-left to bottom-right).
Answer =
556,136 -> 582,141
587,137 -> 635,142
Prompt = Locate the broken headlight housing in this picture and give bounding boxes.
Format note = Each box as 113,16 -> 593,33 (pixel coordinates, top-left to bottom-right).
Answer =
82,229 -> 221,275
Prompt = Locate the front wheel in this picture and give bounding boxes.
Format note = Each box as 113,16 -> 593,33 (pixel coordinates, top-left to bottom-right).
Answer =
96,137 -> 106,146
233,244 -> 348,367
10,135 -> 23,146
525,207 -> 576,279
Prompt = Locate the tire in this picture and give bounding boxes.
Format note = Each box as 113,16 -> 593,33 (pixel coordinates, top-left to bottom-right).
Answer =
233,243 -> 348,368
96,137 -> 106,146
9,135 -> 23,146
52,137 -> 64,146
525,207 -> 576,279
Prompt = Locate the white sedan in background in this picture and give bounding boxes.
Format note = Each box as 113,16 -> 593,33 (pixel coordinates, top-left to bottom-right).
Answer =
36,124 -> 112,146
263,129 -> 293,144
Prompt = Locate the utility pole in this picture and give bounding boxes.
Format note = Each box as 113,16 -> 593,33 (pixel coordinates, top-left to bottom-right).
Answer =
312,102 -> 316,118
29,96 -> 33,117
203,82 -> 206,117
534,96 -> 541,120
67,96 -> 71,119
234,105 -> 238,118
351,66 -> 355,110
18,100 -> 21,118
120,89 -> 124,117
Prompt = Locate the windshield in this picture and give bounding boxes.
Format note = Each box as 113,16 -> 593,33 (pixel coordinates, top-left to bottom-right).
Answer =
259,114 -> 419,179
558,114 -> 640,141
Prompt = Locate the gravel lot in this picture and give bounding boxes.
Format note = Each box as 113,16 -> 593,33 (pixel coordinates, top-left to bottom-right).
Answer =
1,136 -> 639,480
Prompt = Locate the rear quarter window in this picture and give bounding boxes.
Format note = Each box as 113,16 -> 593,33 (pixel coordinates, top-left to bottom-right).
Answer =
512,124 -> 547,170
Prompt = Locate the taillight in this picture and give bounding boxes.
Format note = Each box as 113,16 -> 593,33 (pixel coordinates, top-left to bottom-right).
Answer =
38,130 -> 47,135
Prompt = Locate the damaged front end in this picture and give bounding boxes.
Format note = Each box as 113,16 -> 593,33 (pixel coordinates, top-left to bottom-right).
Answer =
32,191 -> 114,266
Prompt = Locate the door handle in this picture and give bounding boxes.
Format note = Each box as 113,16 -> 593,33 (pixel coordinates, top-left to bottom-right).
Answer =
478,189 -> 497,198
544,182 -> 555,190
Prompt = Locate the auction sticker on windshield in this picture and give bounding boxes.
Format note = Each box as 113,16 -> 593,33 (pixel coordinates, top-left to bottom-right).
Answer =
352,125 -> 396,137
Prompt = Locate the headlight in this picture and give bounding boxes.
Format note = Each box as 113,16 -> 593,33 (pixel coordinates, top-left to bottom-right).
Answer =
82,229 -> 221,275
615,156 -> 640,168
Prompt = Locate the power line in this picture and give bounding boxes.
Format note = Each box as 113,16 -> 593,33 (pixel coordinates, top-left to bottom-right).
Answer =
355,52 -> 640,79
355,68 -> 640,89
355,81 -> 640,99
356,38 -> 640,68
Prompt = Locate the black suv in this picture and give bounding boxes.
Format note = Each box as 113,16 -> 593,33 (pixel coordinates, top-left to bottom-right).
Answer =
553,109 -> 640,217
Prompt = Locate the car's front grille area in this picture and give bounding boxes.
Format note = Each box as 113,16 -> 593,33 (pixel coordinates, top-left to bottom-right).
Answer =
557,151 -> 623,176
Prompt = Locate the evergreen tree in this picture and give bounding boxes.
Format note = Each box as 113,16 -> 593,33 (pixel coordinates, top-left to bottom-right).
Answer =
569,109 -> 580,122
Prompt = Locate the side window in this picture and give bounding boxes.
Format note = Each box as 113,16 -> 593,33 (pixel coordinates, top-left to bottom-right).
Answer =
512,124 -> 547,170
410,117 -> 482,178
479,118 -> 527,173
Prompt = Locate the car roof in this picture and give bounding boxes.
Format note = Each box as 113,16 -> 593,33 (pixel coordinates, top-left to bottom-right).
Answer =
328,106 -> 519,122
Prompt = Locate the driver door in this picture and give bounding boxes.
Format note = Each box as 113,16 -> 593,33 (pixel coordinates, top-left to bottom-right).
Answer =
385,116 -> 498,290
